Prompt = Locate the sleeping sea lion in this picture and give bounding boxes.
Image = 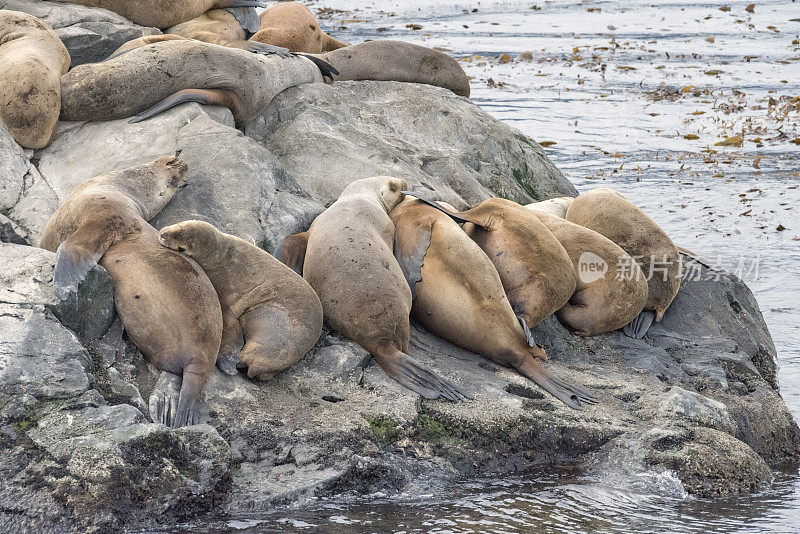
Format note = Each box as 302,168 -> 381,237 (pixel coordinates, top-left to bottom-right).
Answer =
276,177 -> 470,402
0,10 -> 70,149
50,0 -> 268,29
251,1 -> 347,53
526,204 -> 649,336
391,198 -> 596,409
40,157 -> 222,428
405,192 -> 576,350
564,188 -> 682,339
60,39 -> 337,127
158,220 -> 323,380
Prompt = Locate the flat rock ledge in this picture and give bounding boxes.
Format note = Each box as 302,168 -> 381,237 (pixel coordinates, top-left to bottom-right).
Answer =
0,21 -> 797,531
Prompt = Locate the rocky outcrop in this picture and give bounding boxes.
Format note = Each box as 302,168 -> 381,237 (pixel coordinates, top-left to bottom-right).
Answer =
0,75 -> 797,531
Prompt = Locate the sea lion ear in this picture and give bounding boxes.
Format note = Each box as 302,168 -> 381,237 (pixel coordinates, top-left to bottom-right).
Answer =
275,231 -> 309,275
53,219 -> 115,300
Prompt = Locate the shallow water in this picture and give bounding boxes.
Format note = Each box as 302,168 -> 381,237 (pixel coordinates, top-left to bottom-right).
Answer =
187,1 -> 800,531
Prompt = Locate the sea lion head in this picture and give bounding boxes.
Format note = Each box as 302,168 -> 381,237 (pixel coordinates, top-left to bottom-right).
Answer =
135,156 -> 188,218
340,176 -> 408,213
159,219 -> 218,259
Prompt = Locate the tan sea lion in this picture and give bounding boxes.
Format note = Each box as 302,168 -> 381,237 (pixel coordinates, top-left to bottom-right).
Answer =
391,198 -> 596,409
565,188 -> 682,339
40,158 -> 222,428
251,2 -> 346,53
0,10 -> 70,149
406,192 -> 576,349
313,40 -> 471,97
61,39 -> 337,127
158,220 -> 323,380
526,205 -> 649,337
276,177 -> 470,401
526,197 -> 574,218
50,0 -> 268,29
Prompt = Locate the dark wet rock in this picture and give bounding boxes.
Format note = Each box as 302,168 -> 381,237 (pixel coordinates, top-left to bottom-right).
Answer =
0,81 -> 796,531
0,0 -> 161,66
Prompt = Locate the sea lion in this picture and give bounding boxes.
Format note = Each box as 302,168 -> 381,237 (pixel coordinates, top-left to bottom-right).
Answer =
405,192 -> 576,349
526,197 -> 574,218
251,1 -> 347,53
110,9 -> 290,58
40,158 -> 222,428
276,177 -> 470,401
49,0 -> 268,29
312,40 -> 471,97
391,198 -> 596,409
564,188 -> 682,339
60,39 -> 337,127
158,220 -> 323,380
0,10 -> 70,149
526,204 -> 649,336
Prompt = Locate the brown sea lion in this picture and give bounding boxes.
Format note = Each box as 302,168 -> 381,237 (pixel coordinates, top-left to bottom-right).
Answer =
251,2 -> 347,53
40,158 -> 222,428
0,10 -> 70,149
565,188 -> 682,339
60,39 -> 337,127
391,198 -> 596,409
406,192 -> 576,349
312,40 -> 471,97
49,0 -> 268,29
276,177 -> 470,401
158,220 -> 323,380
526,205 -> 649,337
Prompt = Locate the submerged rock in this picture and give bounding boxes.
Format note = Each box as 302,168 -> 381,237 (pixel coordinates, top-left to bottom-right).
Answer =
0,80 -> 796,531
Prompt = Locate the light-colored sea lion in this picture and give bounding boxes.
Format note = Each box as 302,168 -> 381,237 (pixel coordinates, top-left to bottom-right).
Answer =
406,192 -> 576,349
50,0 -> 267,29
0,10 -> 70,149
526,197 -> 574,218
564,188 -> 682,339
251,2 -> 347,53
276,177 -> 470,401
40,158 -> 222,428
312,40 -> 471,98
158,220 -> 323,380
61,39 -> 337,127
526,205 -> 649,337
391,198 -> 596,409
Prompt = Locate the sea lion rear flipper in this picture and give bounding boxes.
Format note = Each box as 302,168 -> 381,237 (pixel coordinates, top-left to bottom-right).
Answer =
149,371 -> 182,426
401,190 -> 476,226
129,89 -> 241,124
514,357 -> 597,410
393,219 -> 432,300
53,221 -> 114,300
622,310 -> 655,340
376,348 -> 473,402
275,231 -> 309,275
296,54 -> 340,82
239,41 -> 292,58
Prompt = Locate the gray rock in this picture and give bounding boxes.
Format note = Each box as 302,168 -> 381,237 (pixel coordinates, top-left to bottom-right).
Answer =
0,123 -> 28,212
0,0 -> 161,66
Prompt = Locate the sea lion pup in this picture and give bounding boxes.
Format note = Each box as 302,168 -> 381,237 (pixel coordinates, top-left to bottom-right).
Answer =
311,40 -> 471,98
564,188 -> 682,339
276,177 -> 470,402
405,192 -> 576,348
0,10 -> 70,149
158,220 -> 323,380
251,2 -> 347,53
60,39 -> 337,127
50,0 -> 267,29
391,198 -> 596,409
40,158 -> 222,428
526,204 -> 648,337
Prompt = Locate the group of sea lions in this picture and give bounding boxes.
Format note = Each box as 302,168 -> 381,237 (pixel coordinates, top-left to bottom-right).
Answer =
4,2 -> 685,427
0,1 -> 469,148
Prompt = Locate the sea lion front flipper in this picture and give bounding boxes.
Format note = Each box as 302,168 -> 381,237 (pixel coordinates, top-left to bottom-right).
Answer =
296,54 -> 340,82
53,220 -> 115,300
149,371 -> 182,426
217,314 -> 244,375
217,0 -> 268,8
401,190 -> 475,226
514,356 -> 597,409
129,89 -> 242,125
239,41 -> 292,58
375,348 -> 473,402
275,231 -> 309,275
622,310 -> 655,340
393,219 -> 432,300
224,7 -> 261,34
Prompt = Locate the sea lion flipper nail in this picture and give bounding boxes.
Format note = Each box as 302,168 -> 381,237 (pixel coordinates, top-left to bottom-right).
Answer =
622,310 -> 655,340
275,231 -> 309,275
